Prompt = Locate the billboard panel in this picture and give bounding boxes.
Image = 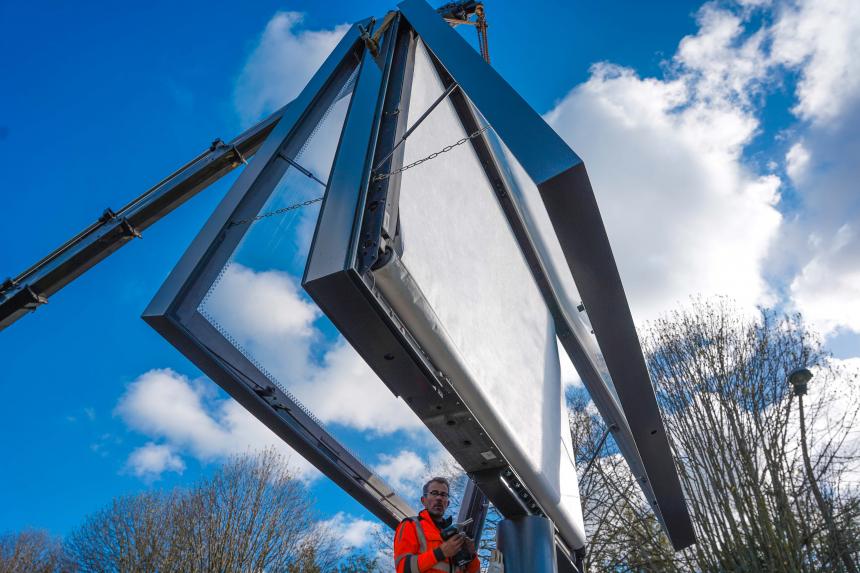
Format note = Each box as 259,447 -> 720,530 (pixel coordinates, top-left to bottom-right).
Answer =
372,39 -> 585,546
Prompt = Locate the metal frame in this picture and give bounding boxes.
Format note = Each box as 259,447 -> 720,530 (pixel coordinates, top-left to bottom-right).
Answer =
3,1 -> 694,566
305,0 -> 694,553
142,20 -> 415,529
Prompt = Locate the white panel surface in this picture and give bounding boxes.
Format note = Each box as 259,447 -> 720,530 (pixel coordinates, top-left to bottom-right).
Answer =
376,41 -> 584,546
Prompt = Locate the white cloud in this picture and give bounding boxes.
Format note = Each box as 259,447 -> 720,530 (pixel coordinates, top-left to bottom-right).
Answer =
125,442 -> 185,480
674,4 -> 770,108
206,264 -> 319,340
201,263 -> 423,434
374,450 -> 427,492
234,12 -> 350,125
785,141 -> 810,183
301,342 -> 425,433
318,512 -> 383,550
767,0 -> 860,336
770,0 -> 860,125
543,0 -> 859,341
544,3 -> 783,323
790,224 -> 860,335
116,368 -> 317,480
202,263 -> 320,383
373,448 -> 461,502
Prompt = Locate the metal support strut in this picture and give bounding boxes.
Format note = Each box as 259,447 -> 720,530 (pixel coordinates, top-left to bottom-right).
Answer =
498,516 -> 559,573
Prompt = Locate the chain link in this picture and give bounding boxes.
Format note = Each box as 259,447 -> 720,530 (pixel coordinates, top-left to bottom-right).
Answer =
227,124 -> 491,226
372,125 -> 489,182
228,197 -> 323,228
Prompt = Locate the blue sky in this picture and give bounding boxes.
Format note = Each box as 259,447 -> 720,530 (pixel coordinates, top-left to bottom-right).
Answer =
2,0 -> 858,549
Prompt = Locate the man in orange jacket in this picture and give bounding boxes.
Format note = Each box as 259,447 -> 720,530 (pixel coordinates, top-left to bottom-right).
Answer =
393,477 -> 481,573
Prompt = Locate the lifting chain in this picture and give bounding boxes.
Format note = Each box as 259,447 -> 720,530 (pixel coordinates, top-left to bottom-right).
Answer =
227,98 -> 491,226
228,197 -> 323,228
372,125 -> 489,182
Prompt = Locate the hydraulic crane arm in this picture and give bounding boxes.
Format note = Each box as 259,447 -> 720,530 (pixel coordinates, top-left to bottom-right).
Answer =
0,103 -> 292,331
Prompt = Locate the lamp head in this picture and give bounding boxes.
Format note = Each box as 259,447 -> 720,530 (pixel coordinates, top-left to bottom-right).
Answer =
787,367 -> 813,396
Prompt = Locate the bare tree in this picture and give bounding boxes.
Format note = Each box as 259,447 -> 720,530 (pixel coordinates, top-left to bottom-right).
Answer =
0,529 -> 71,573
568,389 -> 682,572
570,297 -> 860,572
66,448 -> 342,572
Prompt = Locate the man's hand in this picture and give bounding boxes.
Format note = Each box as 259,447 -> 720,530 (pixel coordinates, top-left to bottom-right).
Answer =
439,533 -> 466,557
464,536 -> 476,555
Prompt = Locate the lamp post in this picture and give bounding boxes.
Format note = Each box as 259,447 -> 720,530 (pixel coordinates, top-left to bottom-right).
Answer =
788,367 -> 858,572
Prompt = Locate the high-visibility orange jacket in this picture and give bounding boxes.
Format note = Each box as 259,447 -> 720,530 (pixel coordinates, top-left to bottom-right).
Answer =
393,510 -> 480,573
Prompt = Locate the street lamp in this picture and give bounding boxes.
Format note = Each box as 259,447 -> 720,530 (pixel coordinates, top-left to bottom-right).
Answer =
787,367 -> 858,572
788,367 -> 812,397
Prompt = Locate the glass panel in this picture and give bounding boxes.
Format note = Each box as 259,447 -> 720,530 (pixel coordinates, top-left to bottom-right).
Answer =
198,70 -> 358,383
196,58 -> 426,469
197,67 -> 353,424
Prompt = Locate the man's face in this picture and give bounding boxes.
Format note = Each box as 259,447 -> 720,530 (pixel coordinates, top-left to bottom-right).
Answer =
421,481 -> 450,519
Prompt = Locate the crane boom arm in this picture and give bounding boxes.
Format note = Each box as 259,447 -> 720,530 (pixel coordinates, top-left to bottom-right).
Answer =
0,104 -> 292,331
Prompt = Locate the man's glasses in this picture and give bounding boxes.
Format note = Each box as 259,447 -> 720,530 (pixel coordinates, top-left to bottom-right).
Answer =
425,490 -> 449,499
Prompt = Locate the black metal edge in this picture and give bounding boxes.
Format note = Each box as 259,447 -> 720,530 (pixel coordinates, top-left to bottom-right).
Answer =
303,19 -> 401,286
144,22 -> 367,322
356,18 -> 417,274
541,165 -> 695,549
142,310 -> 415,527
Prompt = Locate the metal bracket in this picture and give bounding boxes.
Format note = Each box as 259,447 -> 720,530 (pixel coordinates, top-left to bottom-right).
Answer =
22,286 -> 48,309
119,218 -> 142,239
358,19 -> 379,56
1,284 -> 49,312
0,277 -> 17,296
229,144 -> 248,166
99,208 -> 117,223
210,139 -> 248,166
